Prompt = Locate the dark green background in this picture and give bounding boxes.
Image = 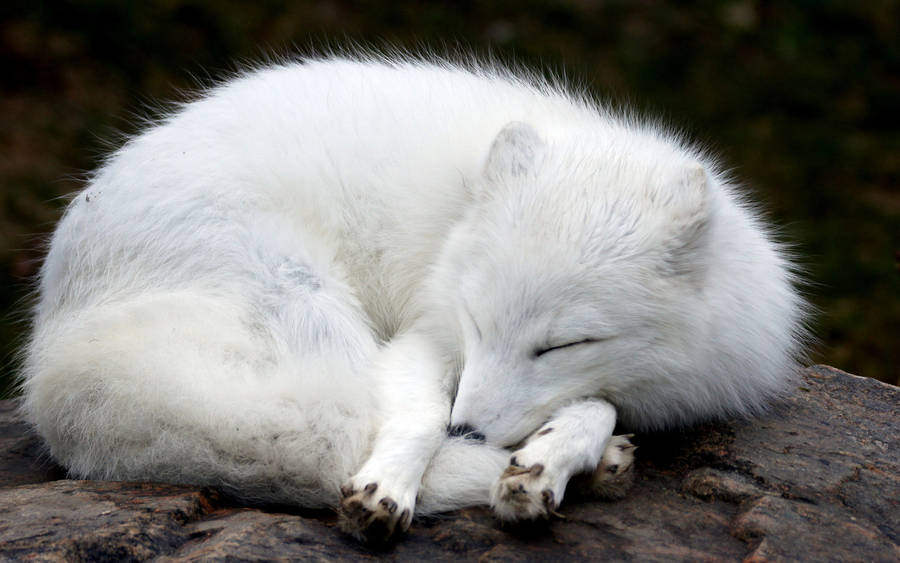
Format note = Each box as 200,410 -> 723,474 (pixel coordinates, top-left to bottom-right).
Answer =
2,1 -> 898,397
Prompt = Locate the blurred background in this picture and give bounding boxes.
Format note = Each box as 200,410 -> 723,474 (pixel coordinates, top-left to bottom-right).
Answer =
1,1 -> 897,397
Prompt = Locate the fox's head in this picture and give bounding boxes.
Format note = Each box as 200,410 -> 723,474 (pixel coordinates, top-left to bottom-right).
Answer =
441,121 -> 717,446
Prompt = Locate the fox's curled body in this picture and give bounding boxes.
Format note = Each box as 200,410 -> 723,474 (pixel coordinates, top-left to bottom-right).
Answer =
22,54 -> 806,539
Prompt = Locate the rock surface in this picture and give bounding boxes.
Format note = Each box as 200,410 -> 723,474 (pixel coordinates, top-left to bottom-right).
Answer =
1,365 -> 897,561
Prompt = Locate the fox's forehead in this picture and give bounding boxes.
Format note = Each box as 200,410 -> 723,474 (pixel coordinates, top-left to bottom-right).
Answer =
473,190 -> 654,273
456,244 -> 655,332
486,157 -> 709,267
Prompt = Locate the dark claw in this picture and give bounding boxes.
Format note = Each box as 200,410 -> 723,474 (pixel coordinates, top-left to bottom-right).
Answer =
380,498 -> 398,513
399,508 -> 411,530
541,488 -> 555,509
529,463 -> 544,476
364,482 -> 378,495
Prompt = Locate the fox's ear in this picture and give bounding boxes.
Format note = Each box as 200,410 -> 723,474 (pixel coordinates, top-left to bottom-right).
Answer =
484,122 -> 545,180
673,163 -> 710,226
660,163 -> 712,278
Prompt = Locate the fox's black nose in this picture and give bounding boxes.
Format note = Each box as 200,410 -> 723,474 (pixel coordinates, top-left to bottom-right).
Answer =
448,423 -> 485,442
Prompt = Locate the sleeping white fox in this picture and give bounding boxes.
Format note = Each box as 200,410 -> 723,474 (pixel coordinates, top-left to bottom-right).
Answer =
21,54 -> 807,541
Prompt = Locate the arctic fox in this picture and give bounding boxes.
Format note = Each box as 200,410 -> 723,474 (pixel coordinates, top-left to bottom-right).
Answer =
22,54 -> 806,541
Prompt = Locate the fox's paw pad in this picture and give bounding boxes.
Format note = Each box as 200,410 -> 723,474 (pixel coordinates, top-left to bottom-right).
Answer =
337,481 -> 412,542
591,434 -> 637,499
490,461 -> 560,522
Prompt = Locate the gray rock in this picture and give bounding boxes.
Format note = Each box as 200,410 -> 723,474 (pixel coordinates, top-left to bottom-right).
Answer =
1,366 -> 897,561
0,400 -> 65,488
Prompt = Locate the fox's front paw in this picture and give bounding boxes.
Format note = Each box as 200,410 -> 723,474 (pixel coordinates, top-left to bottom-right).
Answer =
490,459 -> 561,522
590,434 -> 637,499
490,432 -> 637,522
337,480 -> 413,542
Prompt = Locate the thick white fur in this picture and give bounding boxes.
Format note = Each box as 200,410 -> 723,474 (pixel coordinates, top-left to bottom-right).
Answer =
21,54 -> 806,538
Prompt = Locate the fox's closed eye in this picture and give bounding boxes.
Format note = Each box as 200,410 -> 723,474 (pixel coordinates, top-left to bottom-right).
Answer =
534,338 -> 603,358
